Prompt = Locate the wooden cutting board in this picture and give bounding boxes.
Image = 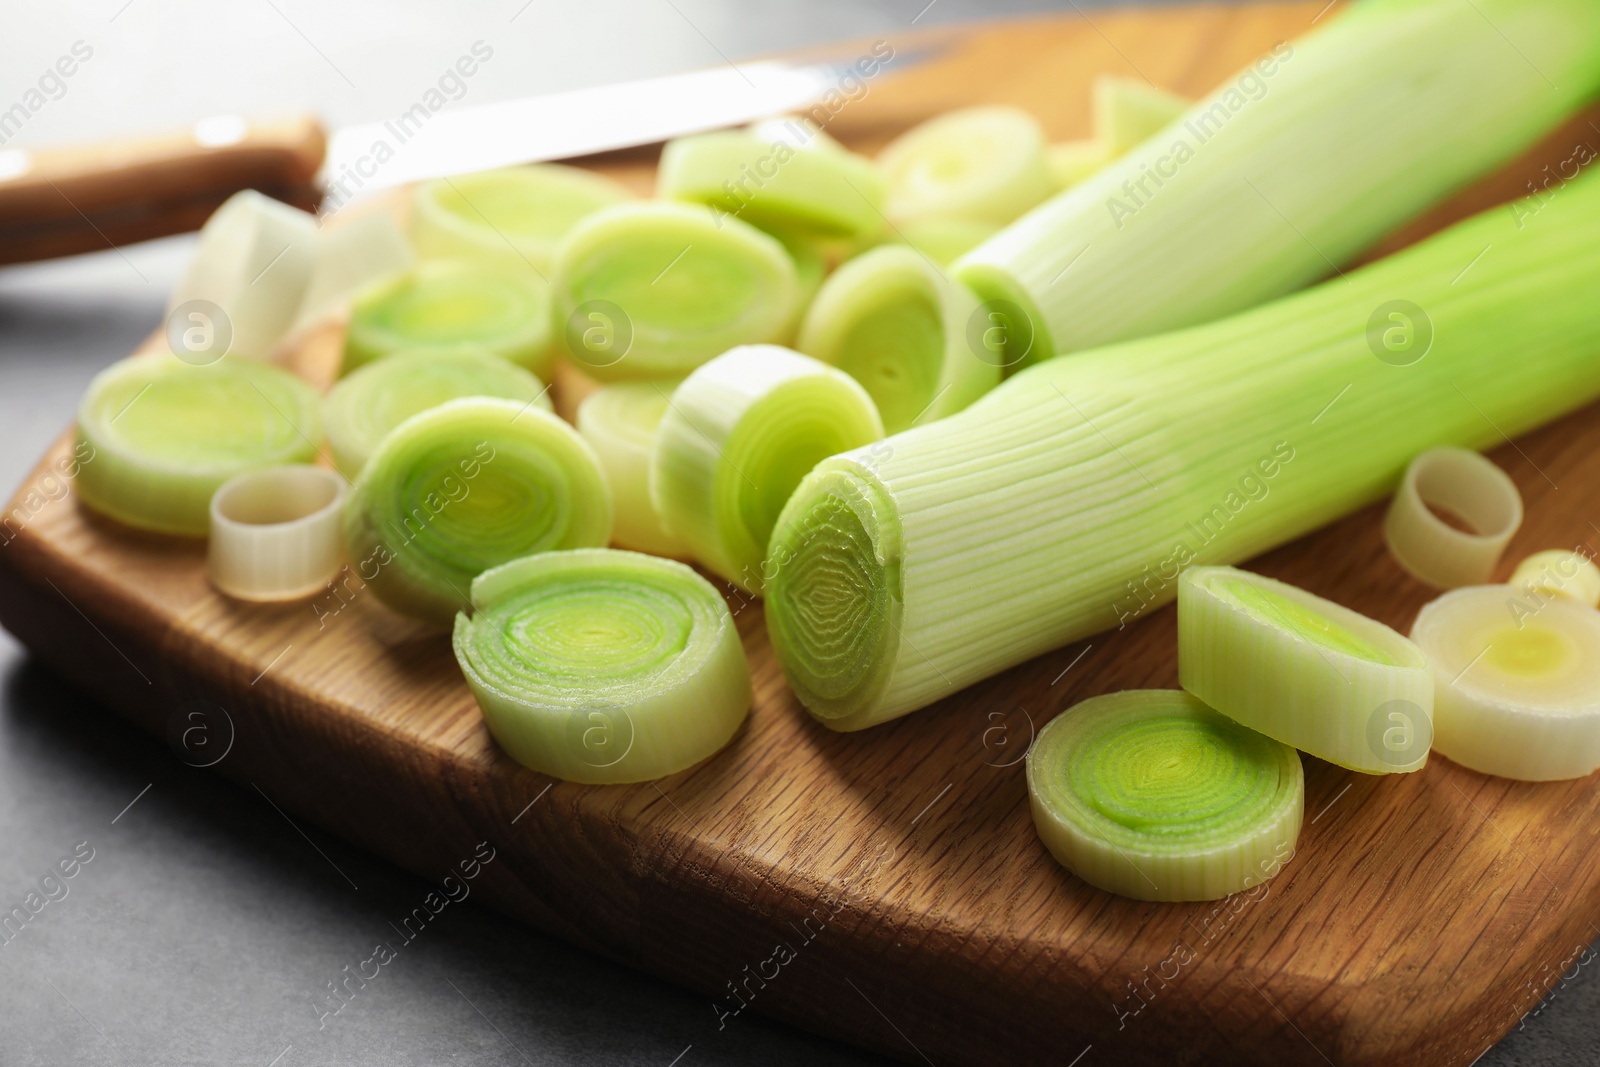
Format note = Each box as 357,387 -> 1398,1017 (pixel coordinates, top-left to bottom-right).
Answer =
6,4 -> 1600,1065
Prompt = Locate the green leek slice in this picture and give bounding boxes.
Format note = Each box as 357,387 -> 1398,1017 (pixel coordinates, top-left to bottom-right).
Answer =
75,355 -> 321,536
1412,585 -> 1600,780
876,106 -> 1056,227
342,260 -> 554,378
551,201 -> 798,381
1026,690 -> 1303,902
1510,550 -> 1600,608
650,345 -> 883,595
322,349 -> 550,476
410,163 -> 631,276
797,245 -> 997,433
1178,566 -> 1434,774
576,381 -> 689,558
1093,75 -> 1190,155
453,548 -> 751,784
343,398 -> 612,623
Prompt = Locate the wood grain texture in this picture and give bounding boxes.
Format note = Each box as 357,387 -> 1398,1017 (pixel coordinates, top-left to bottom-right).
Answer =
5,5 -> 1600,1065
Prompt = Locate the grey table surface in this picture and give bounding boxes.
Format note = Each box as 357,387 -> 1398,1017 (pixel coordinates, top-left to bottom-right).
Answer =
0,1 -> 1595,1064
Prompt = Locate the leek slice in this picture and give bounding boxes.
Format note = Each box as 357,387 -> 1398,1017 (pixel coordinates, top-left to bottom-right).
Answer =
342,261 -> 553,378
1178,566 -> 1433,773
293,211 -> 413,331
322,349 -> 550,476
1510,551 -> 1600,608
410,164 -> 631,276
895,217 -> 1000,267
208,465 -> 348,602
657,126 -> 885,238
343,398 -> 612,623
1026,690 -> 1303,902
1046,140 -> 1112,192
576,381 -> 689,558
167,190 -> 318,362
453,548 -> 750,784
797,245 -> 996,433
1412,585 -> 1600,780
650,345 -> 883,594
551,202 -> 798,381
956,0 -> 1600,366
1385,447 -> 1523,589
75,356 -> 321,536
877,106 -> 1056,227
1094,75 -> 1190,155
764,158 -> 1600,730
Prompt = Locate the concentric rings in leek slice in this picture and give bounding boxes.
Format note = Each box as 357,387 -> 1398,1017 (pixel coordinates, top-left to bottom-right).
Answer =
658,127 -> 885,238
410,164 -> 632,276
343,397 -> 612,623
798,244 -> 997,433
453,548 -> 751,784
1178,566 -> 1433,774
342,260 -> 554,377
576,381 -> 688,558
74,355 -> 322,536
551,202 -> 798,382
650,345 -> 883,595
323,349 -> 549,476
876,106 -> 1056,226
1026,690 -> 1303,902
1412,585 -> 1600,780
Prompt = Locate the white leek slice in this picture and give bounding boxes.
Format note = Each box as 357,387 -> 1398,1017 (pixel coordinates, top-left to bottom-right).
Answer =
576,381 -> 689,558
410,163 -> 632,276
208,465 -> 348,601
342,260 -> 554,377
1385,446 -> 1523,589
650,345 -> 883,595
1412,585 -> 1600,780
1026,690 -> 1303,902
1510,550 -> 1600,608
167,190 -> 318,361
797,244 -> 996,433
1178,566 -> 1434,773
322,349 -> 550,476
551,202 -> 798,381
453,548 -> 750,784
1093,75 -> 1190,155
75,356 -> 322,536
294,211 -> 413,330
658,127 -> 885,238
876,106 -> 1056,227
343,397 -> 612,623
1046,140 -> 1113,191
895,217 -> 1000,266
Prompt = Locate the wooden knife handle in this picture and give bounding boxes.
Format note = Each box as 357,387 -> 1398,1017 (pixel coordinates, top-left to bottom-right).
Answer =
0,113 -> 326,267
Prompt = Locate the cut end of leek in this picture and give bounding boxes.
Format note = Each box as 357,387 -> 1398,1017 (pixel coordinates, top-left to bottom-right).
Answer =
650,345 -> 884,595
797,244 -> 996,433
1413,584 -> 1600,780
1026,690 -> 1303,902
1510,549 -> 1600,608
1385,447 -> 1523,589
323,348 -> 550,476
1178,566 -> 1434,774
576,380 -> 690,558
343,397 -> 612,623
1093,75 -> 1190,155
877,106 -> 1056,227
75,355 -> 322,536
342,260 -> 554,378
453,548 -> 751,784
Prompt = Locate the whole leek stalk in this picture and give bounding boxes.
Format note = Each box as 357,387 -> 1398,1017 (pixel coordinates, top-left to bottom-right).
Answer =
766,172 -> 1600,730
955,0 -> 1600,366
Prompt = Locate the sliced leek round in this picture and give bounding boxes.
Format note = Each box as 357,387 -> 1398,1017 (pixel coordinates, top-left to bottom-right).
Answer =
343,397 -> 612,623
650,345 -> 883,595
576,381 -> 689,558
208,465 -> 348,601
410,163 -> 632,276
342,260 -> 554,377
453,548 -> 751,784
1384,447 -> 1523,589
551,201 -> 798,381
1026,690 -> 1303,902
1412,584 -> 1600,780
657,127 -> 885,238
1509,550 -> 1600,608
75,355 -> 322,536
1178,566 -> 1434,774
797,244 -> 997,433
876,106 -> 1056,227
323,349 -> 549,476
